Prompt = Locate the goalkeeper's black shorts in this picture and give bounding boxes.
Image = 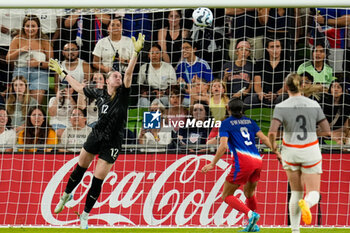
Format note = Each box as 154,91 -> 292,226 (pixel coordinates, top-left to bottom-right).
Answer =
83,132 -> 120,164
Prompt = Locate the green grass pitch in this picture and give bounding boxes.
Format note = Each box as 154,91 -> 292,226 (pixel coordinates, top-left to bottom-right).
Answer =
0,228 -> 349,233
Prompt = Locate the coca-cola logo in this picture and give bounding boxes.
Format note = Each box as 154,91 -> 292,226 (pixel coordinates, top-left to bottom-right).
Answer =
41,154 -> 246,226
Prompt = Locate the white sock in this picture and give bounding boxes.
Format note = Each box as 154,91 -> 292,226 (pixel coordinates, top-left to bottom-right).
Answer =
62,192 -> 69,199
290,191 -> 303,232
81,211 -> 89,218
305,191 -> 320,208
247,210 -> 253,219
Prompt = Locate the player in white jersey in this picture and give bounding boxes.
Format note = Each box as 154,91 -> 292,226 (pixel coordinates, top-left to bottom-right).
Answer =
268,73 -> 330,233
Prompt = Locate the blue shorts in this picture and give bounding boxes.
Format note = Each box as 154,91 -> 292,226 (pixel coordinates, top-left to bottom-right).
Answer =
13,67 -> 49,91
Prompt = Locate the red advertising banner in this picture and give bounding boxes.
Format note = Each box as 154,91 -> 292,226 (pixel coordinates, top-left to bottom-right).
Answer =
0,152 -> 349,227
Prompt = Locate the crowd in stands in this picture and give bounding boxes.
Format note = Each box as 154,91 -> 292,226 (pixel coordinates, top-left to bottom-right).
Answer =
0,7 -> 350,152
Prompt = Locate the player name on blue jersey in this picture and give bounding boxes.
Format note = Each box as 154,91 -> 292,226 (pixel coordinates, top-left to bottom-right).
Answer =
230,119 -> 252,125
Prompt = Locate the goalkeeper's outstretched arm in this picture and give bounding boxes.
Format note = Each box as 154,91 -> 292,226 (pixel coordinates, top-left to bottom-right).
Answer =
64,74 -> 85,94
124,33 -> 145,88
49,59 -> 85,94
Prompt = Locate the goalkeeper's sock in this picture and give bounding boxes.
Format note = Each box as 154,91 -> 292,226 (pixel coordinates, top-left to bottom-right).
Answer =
224,195 -> 250,216
245,195 -> 257,212
65,164 -> 87,194
289,191 -> 303,232
305,191 -> 320,208
84,176 -> 104,213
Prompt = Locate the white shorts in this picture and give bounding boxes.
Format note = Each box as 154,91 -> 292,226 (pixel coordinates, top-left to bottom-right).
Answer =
281,143 -> 322,174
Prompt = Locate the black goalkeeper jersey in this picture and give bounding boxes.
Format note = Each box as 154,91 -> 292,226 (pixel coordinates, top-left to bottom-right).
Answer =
83,85 -> 130,146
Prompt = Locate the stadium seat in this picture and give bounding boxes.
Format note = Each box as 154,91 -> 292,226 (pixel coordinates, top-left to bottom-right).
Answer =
127,108 -> 148,134
244,108 -> 273,135
324,139 -> 338,145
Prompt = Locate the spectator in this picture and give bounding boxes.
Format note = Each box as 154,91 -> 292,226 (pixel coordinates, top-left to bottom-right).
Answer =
222,40 -> 253,99
17,106 -> 58,152
137,43 -> 177,107
189,77 -> 210,106
48,83 -> 77,138
166,85 -> 188,132
138,100 -> 173,152
0,106 -> 16,152
6,14 -> 53,104
312,8 -> 350,73
258,8 -> 300,66
300,72 -> 323,101
0,9 -> 26,92
176,39 -> 213,106
176,39 -> 214,84
178,101 -> 212,149
60,107 -> 92,152
158,10 -> 189,67
244,37 -> 290,108
225,8 -> 264,62
25,9 -> 65,43
297,40 -> 334,89
62,9 -> 110,63
61,42 -> 92,85
77,71 -> 105,127
92,17 -> 134,74
209,79 -> 229,121
320,79 -> 350,144
6,76 -> 37,133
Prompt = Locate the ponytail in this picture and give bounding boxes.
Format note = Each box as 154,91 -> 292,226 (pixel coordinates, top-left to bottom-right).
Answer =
286,73 -> 302,94
301,85 -> 322,101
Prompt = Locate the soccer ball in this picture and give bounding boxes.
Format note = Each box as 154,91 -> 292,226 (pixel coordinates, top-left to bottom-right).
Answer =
192,7 -> 213,27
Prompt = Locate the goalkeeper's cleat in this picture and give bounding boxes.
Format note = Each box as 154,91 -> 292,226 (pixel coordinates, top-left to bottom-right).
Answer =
80,211 -> 89,229
299,199 -> 312,224
246,212 -> 260,232
238,224 -> 260,232
54,193 -> 73,214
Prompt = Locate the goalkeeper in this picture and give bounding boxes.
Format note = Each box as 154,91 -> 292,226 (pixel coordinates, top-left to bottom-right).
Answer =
49,33 -> 144,229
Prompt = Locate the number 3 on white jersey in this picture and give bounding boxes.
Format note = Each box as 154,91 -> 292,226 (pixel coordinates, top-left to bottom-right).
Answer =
240,127 -> 253,146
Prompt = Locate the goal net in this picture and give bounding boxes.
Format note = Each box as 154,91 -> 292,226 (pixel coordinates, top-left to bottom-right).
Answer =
0,7 -> 349,227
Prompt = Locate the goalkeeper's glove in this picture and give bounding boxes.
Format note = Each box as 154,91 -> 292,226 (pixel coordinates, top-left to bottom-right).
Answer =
49,58 -> 67,81
132,33 -> 145,56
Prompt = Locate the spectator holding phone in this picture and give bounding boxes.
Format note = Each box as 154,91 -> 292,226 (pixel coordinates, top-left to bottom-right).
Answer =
48,83 -> 77,138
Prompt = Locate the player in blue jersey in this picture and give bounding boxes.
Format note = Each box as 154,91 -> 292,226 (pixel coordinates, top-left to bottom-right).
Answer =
202,98 -> 280,232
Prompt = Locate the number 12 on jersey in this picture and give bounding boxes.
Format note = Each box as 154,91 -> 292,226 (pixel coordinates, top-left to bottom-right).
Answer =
110,148 -> 119,160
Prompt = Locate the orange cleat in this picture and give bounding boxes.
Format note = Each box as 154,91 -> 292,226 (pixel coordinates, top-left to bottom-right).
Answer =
299,199 -> 312,224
